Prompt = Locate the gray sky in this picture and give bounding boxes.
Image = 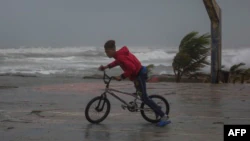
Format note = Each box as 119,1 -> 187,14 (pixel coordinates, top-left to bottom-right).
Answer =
0,0 -> 249,48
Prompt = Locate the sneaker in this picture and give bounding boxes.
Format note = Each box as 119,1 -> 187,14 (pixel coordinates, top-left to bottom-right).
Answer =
156,115 -> 171,127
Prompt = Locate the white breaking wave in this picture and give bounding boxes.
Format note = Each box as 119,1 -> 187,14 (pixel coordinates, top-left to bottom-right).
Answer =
0,46 -> 249,77
223,48 -> 250,69
0,46 -> 96,54
134,50 -> 175,61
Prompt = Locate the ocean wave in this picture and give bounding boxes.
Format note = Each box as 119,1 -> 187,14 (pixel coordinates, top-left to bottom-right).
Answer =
0,46 -> 106,58
0,46 -> 250,77
0,46 -> 175,59
134,50 -> 175,61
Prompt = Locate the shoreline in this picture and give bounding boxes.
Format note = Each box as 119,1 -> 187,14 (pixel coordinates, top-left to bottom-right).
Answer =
0,74 -> 209,87
1,73 -> 249,90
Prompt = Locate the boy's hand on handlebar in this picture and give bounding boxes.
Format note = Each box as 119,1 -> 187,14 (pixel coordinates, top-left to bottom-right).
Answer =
113,76 -> 122,81
98,65 -> 108,71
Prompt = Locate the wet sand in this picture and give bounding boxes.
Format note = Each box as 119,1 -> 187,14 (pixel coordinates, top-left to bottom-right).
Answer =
1,76 -> 250,141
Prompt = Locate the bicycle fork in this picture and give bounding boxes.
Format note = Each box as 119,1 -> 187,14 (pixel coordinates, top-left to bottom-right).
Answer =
95,93 -> 107,112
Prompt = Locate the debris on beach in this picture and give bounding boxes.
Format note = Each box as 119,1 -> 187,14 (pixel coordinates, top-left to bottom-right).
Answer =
30,110 -> 45,118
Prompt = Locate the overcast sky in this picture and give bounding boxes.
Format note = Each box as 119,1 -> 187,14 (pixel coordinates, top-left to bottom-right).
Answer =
0,0 -> 249,48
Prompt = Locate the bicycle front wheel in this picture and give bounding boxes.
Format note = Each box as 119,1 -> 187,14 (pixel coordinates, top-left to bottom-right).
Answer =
85,96 -> 110,124
140,95 -> 170,123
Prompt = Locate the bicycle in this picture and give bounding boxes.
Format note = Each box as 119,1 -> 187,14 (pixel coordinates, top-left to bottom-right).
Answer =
85,70 -> 170,124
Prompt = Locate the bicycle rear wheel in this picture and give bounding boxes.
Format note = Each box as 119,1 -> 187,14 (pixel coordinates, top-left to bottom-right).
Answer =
85,96 -> 110,124
140,95 -> 170,123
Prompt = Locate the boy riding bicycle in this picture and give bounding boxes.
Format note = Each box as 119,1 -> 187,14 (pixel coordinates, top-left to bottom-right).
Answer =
98,40 -> 171,127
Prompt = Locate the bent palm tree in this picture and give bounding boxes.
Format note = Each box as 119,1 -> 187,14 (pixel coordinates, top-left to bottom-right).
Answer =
229,62 -> 245,83
172,31 -> 210,82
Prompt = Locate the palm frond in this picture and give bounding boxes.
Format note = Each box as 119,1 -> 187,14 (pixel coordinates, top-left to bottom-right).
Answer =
179,31 -> 198,50
230,62 -> 246,73
173,31 -> 211,82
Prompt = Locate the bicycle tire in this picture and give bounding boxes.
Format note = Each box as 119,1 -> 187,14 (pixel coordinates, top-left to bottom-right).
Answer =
85,96 -> 110,124
140,95 -> 170,123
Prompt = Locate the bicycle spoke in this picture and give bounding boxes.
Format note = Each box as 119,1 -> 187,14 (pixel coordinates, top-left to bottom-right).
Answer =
88,100 -> 107,121
140,95 -> 170,123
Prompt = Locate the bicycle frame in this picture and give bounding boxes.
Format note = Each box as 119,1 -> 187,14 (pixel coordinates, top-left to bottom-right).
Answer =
100,70 -> 142,108
85,70 -> 168,124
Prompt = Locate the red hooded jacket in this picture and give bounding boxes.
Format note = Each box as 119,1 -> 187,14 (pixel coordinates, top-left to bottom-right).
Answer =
107,46 -> 142,81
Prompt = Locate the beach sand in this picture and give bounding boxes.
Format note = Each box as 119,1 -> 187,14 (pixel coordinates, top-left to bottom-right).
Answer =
1,76 -> 250,141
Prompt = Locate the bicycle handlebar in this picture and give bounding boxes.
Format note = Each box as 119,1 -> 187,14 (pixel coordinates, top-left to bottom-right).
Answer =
102,70 -> 115,87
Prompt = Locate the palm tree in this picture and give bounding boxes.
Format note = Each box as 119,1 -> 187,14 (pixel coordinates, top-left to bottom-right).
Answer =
146,64 -> 154,74
229,63 -> 245,83
146,64 -> 155,80
240,68 -> 250,83
220,63 -> 250,84
172,31 -> 210,82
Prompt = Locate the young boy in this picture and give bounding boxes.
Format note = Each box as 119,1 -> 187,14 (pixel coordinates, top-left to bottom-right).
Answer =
99,40 -> 171,127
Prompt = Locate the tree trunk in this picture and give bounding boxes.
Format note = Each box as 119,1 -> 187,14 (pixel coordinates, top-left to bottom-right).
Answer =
233,78 -> 237,84
241,74 -> 245,84
175,72 -> 182,83
220,70 -> 229,83
175,76 -> 181,83
175,74 -> 179,83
